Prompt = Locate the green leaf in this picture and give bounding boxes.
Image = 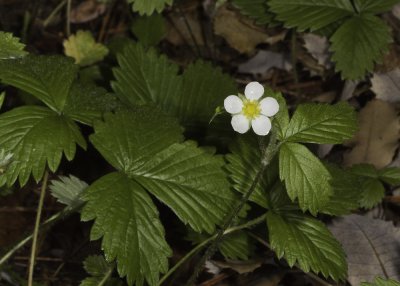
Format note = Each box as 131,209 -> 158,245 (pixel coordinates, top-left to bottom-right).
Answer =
81,172 -> 171,286
219,231 -> 253,260
349,163 -> 379,179
0,31 -> 27,59
378,167 -> 400,185
0,106 -> 86,187
283,102 -> 357,144
225,135 -> 279,208
231,0 -> 275,25
63,30 -> 109,67
323,164 -> 360,216
362,277 -> 400,286
49,175 -> 87,209
359,178 -> 385,209
354,0 -> 400,14
80,255 -> 122,286
0,55 -> 78,112
330,14 -> 391,80
0,91 -> 4,109
90,108 -> 235,233
279,142 -> 332,214
128,0 -> 173,15
268,0 -> 354,32
266,211 -> 347,281
131,14 -> 166,47
112,44 -> 237,127
264,87 -> 289,140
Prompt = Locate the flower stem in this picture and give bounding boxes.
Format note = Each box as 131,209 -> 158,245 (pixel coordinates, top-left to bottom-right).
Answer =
28,171 -> 49,286
158,214 -> 266,285
184,132 -> 279,286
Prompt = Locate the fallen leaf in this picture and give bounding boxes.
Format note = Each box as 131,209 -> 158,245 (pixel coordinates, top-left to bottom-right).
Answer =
70,0 -> 107,24
371,69 -> 400,103
303,33 -> 332,69
393,3 -> 400,20
213,259 -> 263,274
214,5 -> 285,54
329,214 -> 400,285
341,80 -> 360,100
344,100 -> 400,169
238,50 -> 292,75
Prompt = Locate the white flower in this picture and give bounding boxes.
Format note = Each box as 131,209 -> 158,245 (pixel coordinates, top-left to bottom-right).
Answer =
224,82 -> 279,136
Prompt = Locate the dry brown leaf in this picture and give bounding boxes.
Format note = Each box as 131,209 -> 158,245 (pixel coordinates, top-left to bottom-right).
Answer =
238,50 -> 292,75
214,5 -> 285,54
303,33 -> 332,69
213,259 -> 263,274
70,0 -> 106,24
344,99 -> 400,168
371,69 -> 400,103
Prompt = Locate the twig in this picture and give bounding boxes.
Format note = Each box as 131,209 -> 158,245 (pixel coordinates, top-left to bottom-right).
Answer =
28,171 -> 49,286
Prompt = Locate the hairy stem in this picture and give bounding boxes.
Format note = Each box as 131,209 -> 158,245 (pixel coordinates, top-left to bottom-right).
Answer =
185,132 -> 279,285
28,171 -> 49,286
159,214 -> 266,285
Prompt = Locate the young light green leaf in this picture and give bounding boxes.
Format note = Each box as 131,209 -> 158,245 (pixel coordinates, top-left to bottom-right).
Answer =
63,30 -> 109,67
49,175 -> 87,209
81,172 -> 171,286
379,167 -> 400,185
359,178 -> 385,209
0,55 -> 78,111
330,14 -> 391,80
131,14 -> 166,47
279,142 -> 332,215
283,102 -> 357,144
232,0 -> 275,25
90,108 -> 236,233
267,211 -> 347,281
354,0 -> 400,14
128,0 -> 173,15
0,31 -> 27,59
361,277 -> 400,286
268,0 -> 354,31
0,106 -> 86,187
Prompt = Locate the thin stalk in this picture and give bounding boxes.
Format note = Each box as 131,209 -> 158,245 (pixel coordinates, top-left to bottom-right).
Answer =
158,214 -> 267,285
177,6 -> 202,57
98,267 -> 113,286
43,0 -> 67,27
66,0 -> 72,36
185,132 -> 279,286
28,171 -> 49,286
0,204 -> 82,267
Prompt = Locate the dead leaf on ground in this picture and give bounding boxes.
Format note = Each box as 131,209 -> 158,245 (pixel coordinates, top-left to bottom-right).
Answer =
70,0 -> 107,24
303,33 -> 332,69
213,259 -> 263,274
341,80 -> 360,101
214,5 -> 285,54
371,69 -> 400,103
393,3 -> 400,20
344,99 -> 400,168
329,214 -> 400,285
238,50 -> 292,75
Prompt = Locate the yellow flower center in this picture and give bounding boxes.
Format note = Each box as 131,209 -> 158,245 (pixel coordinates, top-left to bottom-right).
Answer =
242,100 -> 261,119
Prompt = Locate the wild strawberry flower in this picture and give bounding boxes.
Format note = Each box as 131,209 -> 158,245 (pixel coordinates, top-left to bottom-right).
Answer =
224,82 -> 279,136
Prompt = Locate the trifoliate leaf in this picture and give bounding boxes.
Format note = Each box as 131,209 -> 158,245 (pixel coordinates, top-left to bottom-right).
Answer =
63,30 -> 109,67
362,277 -> 400,286
359,178 -> 385,209
268,0 -> 354,32
0,31 -> 27,59
49,175 -> 87,209
225,135 -> 279,208
0,106 -> 86,187
323,164 -> 360,216
131,14 -> 166,47
266,211 -> 347,281
0,55 -> 78,111
231,0 -> 275,25
90,108 -> 236,233
112,44 -> 237,128
354,0 -> 400,14
279,142 -> 332,215
283,102 -> 357,144
128,0 -> 173,15
379,167 -> 400,185
330,14 -> 391,80
81,172 -> 171,286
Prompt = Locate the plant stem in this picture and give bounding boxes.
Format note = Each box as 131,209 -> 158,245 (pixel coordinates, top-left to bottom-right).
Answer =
159,214 -> 266,285
28,171 -> 49,286
43,0 -> 67,27
185,133 -> 279,286
66,0 -> 72,36
98,266 -> 114,286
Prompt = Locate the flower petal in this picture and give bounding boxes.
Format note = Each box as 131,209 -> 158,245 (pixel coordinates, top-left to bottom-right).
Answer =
231,114 -> 250,134
224,95 -> 243,114
244,81 -> 264,100
260,97 -> 279,117
251,115 -> 271,136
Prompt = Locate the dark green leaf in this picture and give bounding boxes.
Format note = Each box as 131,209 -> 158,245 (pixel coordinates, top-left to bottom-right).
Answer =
264,87 -> 289,140
128,0 -> 173,15
349,163 -> 379,179
379,167 -> 400,185
359,178 -> 385,209
232,0 -> 275,25
131,14 -> 166,47
361,277 -> 400,286
354,0 -> 400,14
219,231 -> 253,260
